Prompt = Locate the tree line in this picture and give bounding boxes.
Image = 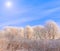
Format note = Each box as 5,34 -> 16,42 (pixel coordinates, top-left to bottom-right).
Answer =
0,20 -> 60,40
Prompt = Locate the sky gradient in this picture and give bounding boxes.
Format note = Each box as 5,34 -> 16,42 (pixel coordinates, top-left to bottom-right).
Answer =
0,0 -> 60,29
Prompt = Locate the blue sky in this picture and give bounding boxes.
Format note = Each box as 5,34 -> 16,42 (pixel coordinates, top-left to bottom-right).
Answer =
0,0 -> 60,28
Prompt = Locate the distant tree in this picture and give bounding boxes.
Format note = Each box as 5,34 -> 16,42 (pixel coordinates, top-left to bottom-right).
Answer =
45,20 -> 59,39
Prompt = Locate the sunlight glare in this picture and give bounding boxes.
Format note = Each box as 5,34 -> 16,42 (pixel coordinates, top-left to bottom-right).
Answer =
5,1 -> 12,8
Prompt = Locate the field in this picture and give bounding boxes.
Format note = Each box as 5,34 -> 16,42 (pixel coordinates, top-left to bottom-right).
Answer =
0,39 -> 60,51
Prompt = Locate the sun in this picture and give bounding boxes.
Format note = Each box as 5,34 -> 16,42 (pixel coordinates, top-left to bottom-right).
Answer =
5,1 -> 12,8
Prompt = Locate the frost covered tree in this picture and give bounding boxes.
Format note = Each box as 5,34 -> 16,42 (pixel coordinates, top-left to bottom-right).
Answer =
45,20 -> 59,39
24,25 -> 33,39
3,26 -> 19,41
33,25 -> 47,39
3,26 -> 18,35
18,27 -> 24,38
0,31 -> 6,38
